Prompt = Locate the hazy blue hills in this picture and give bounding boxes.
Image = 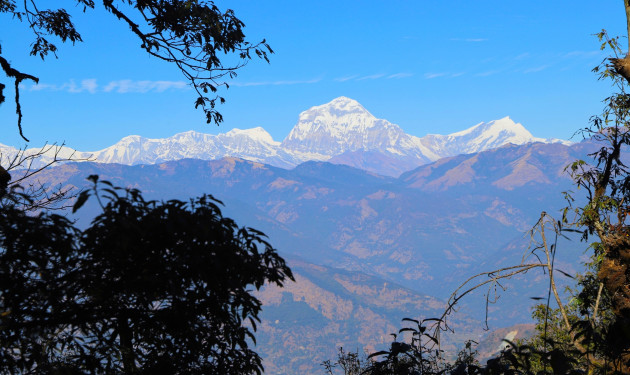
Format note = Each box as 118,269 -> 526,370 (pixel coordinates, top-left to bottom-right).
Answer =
27,139 -> 598,373
36,140 -> 594,293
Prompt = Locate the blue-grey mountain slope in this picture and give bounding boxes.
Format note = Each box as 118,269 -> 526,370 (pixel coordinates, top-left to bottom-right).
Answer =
26,140 -> 598,373
34,140 -> 593,302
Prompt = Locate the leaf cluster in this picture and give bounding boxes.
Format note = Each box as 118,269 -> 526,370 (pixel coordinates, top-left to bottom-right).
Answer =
0,176 -> 293,374
1,0 -> 271,141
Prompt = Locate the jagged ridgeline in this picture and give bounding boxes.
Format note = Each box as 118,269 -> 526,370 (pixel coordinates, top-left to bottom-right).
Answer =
0,97 -> 569,177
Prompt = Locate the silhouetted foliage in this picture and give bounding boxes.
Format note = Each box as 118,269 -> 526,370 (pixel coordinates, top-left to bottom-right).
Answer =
0,143 -> 91,212
326,20 -> 630,375
0,166 -> 8,197
364,318 -> 447,375
547,29 -> 630,373
323,347 -> 374,375
323,326 -> 484,375
0,0 -> 271,141
0,175 -> 293,374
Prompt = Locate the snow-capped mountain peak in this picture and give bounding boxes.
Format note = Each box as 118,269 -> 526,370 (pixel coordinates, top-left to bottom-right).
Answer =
291,97 -> 375,131
301,96 -> 369,118
448,116 -> 540,142
224,127 -> 278,145
455,116 -> 543,149
3,97 -> 570,177
418,116 -> 552,157
282,96 -> 406,155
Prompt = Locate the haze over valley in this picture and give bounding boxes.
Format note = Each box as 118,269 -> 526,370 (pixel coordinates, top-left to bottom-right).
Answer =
19,98 -> 592,372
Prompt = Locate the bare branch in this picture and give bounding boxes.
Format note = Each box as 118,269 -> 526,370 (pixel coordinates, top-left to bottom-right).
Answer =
1,142 -> 92,211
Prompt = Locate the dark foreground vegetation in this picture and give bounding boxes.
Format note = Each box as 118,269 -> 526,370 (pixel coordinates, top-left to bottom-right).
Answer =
0,176 -> 292,374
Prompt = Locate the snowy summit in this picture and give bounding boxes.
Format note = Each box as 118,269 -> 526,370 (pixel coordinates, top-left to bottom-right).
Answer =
282,96 -> 412,157
1,97 -> 569,177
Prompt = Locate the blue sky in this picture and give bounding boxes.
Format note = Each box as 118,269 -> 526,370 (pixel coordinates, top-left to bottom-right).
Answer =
0,1 -> 625,150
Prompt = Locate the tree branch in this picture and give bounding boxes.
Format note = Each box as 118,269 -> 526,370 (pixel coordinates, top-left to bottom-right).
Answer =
0,51 -> 39,141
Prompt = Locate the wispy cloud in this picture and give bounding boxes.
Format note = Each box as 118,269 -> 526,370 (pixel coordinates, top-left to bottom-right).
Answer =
387,72 -> 413,79
424,72 -> 447,79
334,75 -> 359,82
27,79 -> 189,93
475,70 -> 500,77
78,79 -> 98,93
335,73 -> 413,82
232,78 -> 322,86
450,38 -> 487,42
424,72 -> 465,79
103,80 -> 188,93
514,52 -> 530,60
357,74 -> 386,81
523,65 -> 549,73
28,79 -> 99,93
562,50 -> 601,58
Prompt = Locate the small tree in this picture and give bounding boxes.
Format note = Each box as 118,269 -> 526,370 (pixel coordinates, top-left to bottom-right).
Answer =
0,176 -> 293,374
0,142 -> 92,211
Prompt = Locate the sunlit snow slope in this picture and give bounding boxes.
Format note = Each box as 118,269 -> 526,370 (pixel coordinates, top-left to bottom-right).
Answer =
1,97 -> 569,177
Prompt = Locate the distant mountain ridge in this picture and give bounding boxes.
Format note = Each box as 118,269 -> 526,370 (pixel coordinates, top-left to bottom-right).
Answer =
36,140 -> 591,304
0,97 -> 569,177
28,140 -> 594,373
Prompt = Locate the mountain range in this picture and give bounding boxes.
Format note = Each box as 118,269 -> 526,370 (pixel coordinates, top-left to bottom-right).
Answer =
34,142 -> 592,303
4,97 -> 589,373
25,138 -> 594,373
1,97 -> 569,177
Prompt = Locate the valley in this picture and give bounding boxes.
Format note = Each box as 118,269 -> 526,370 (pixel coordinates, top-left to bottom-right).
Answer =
9,98 -> 593,373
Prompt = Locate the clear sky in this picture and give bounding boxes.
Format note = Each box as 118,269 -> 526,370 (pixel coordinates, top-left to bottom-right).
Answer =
0,1 -> 625,150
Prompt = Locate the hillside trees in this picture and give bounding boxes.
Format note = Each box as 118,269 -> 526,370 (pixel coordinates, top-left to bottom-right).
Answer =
0,176 -> 293,374
516,27 -> 630,373
0,0 -> 271,141
326,6 -> 630,375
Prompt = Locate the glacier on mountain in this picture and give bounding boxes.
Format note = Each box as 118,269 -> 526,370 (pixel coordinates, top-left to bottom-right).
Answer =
0,96 -> 569,177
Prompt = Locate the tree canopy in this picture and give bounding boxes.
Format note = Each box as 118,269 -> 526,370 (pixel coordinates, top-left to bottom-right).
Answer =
0,0 -> 272,141
0,176 -> 293,374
